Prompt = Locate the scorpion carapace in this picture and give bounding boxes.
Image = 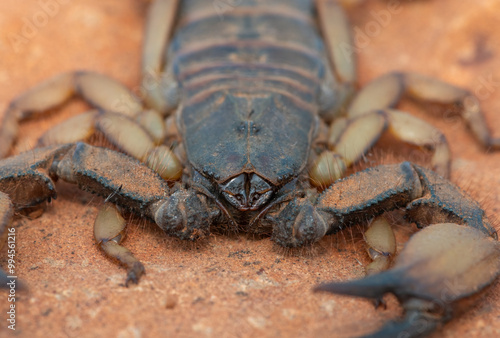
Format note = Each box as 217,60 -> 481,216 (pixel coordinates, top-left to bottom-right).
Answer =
181,92 -> 317,188
0,0 -> 499,337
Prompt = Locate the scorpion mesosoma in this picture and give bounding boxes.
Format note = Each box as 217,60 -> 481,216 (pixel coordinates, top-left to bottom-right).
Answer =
0,1 -> 499,337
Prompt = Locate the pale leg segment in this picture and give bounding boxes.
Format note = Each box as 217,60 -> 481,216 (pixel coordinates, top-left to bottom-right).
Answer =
94,203 -> 145,286
141,0 -> 180,113
348,72 -> 499,150
310,108 -> 450,188
310,71 -> 486,186
0,72 -> 182,181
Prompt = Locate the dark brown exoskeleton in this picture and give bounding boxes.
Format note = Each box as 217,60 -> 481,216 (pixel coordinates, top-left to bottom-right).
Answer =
0,1 -> 499,337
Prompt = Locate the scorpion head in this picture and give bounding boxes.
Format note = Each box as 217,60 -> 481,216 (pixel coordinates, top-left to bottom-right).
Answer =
220,173 -> 273,211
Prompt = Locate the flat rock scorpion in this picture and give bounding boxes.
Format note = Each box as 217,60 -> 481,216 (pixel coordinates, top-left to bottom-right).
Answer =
0,1 -> 499,337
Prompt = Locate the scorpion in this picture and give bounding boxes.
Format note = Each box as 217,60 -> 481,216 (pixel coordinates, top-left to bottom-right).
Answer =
0,0 -> 499,337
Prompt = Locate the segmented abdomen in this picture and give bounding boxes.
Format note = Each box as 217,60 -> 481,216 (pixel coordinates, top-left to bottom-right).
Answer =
171,0 -> 326,109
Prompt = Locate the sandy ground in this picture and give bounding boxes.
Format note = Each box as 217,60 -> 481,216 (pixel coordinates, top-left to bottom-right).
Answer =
0,0 -> 499,337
